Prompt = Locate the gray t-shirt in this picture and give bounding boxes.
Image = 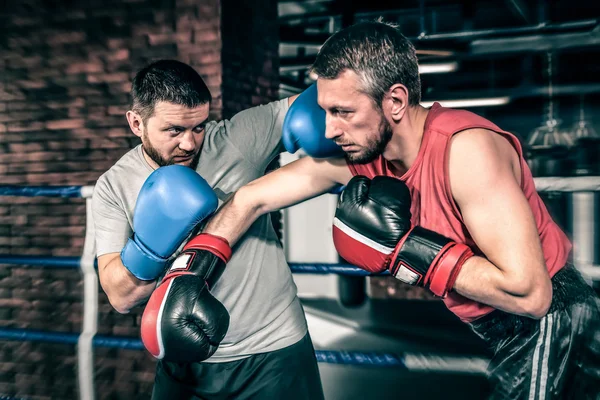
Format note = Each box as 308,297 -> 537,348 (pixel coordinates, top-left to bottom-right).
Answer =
92,99 -> 307,362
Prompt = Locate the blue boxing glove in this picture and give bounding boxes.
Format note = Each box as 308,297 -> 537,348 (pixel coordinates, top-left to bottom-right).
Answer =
282,83 -> 344,158
120,165 -> 218,281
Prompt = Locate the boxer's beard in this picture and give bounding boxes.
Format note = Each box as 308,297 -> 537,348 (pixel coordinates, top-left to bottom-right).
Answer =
142,131 -> 201,170
346,117 -> 393,164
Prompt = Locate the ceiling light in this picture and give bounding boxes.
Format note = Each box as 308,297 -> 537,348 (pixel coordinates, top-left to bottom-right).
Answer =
418,62 -> 459,74
420,96 -> 511,108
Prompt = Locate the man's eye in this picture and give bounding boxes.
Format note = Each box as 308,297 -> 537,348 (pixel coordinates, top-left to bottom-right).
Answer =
168,127 -> 182,134
194,126 -> 205,133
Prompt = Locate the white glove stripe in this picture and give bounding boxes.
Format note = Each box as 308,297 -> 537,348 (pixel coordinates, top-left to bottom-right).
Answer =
156,279 -> 175,360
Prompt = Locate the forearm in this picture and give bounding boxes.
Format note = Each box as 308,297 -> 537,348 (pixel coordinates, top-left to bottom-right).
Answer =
203,187 -> 264,247
453,256 -> 552,319
98,255 -> 156,314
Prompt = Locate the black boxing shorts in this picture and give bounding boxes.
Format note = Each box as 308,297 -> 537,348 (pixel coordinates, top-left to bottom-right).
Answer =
151,333 -> 324,400
469,264 -> 600,399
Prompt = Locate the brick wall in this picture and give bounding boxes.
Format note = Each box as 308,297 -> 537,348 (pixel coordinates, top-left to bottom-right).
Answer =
0,0 -> 280,399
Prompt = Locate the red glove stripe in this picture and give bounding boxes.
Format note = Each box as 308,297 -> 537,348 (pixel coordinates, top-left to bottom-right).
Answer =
141,279 -> 176,359
427,244 -> 473,298
332,220 -> 394,273
183,233 -> 232,263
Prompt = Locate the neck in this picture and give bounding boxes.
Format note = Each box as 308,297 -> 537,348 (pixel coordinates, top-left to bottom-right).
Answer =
384,105 -> 430,173
141,147 -> 160,170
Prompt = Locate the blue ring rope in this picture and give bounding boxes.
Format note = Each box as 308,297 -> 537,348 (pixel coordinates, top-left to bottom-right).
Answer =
0,327 -> 404,367
0,256 -> 82,268
289,263 -> 389,276
0,185 -> 84,198
0,256 -> 374,275
0,185 -> 338,198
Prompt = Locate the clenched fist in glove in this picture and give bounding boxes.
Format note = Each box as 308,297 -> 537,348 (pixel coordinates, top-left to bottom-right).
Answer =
332,175 -> 474,298
141,233 -> 231,362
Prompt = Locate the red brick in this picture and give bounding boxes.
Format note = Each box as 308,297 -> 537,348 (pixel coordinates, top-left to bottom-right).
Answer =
194,29 -> 219,44
47,31 -> 86,46
108,82 -> 132,94
46,98 -> 85,110
191,50 -> 220,65
0,215 -> 27,225
107,106 -> 127,116
0,298 -> 30,308
46,140 -> 89,151
7,121 -> 45,133
106,128 -> 129,137
107,49 -> 129,62
0,123 -> 5,133
65,62 -> 103,75
15,80 -> 48,89
107,38 -> 127,49
87,73 -> 129,84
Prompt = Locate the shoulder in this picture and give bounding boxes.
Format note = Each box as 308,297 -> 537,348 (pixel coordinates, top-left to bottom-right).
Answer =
448,129 -> 518,199
93,146 -> 147,202
449,128 -> 515,161
431,106 -> 502,134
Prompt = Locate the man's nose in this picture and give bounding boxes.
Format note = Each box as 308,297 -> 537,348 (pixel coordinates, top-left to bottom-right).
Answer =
324,114 -> 342,140
179,130 -> 196,152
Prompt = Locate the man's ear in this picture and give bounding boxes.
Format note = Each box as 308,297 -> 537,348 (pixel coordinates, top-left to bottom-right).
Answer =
126,110 -> 144,138
385,84 -> 409,123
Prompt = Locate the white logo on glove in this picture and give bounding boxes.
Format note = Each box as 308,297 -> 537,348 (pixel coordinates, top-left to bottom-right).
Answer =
170,253 -> 193,272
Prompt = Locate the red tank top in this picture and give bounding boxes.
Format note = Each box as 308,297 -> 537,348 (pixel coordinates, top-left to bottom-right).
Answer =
348,102 -> 572,322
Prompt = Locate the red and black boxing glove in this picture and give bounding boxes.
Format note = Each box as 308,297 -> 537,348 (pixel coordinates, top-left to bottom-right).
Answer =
141,233 -> 231,362
332,175 -> 473,298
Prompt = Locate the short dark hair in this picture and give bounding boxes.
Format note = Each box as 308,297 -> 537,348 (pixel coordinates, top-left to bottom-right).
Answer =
311,20 -> 421,107
131,59 -> 212,122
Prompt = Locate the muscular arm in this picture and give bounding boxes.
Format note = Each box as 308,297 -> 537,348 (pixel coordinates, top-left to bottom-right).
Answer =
449,129 -> 552,319
204,156 -> 352,246
97,253 -> 156,314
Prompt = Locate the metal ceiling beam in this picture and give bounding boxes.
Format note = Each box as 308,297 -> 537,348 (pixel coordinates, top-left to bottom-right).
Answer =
280,81 -> 600,99
470,25 -> 600,54
423,83 -> 600,104
280,56 -> 316,72
280,18 -> 599,48
280,76 -> 308,92
410,19 -> 597,42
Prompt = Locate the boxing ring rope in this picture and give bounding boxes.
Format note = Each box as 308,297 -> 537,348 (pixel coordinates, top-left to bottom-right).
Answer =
0,184 -> 97,400
1,176 -> 600,399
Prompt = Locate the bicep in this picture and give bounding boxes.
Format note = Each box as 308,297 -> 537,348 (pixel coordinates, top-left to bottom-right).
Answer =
450,131 -> 546,277
244,156 -> 352,214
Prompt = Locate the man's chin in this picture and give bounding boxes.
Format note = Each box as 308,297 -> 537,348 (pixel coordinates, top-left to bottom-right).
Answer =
345,151 -> 379,165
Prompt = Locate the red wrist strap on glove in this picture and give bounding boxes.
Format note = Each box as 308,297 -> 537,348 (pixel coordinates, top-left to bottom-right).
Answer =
389,226 -> 473,298
183,233 -> 232,263
425,243 -> 474,298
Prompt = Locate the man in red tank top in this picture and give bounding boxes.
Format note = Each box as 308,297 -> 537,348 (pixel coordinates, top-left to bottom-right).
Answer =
199,21 -> 600,399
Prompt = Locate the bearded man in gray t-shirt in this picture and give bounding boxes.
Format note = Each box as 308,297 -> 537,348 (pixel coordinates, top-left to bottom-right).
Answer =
92,60 -> 324,400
